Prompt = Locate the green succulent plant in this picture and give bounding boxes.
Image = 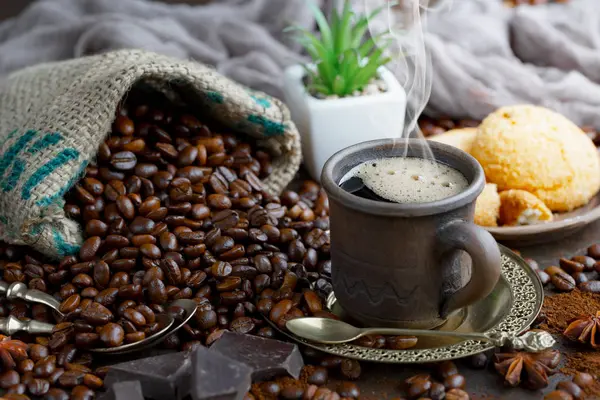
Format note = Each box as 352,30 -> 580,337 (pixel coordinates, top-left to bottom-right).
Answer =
288,1 -> 393,98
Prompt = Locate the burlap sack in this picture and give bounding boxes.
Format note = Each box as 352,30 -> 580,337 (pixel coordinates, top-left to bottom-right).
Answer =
0,49 -> 302,260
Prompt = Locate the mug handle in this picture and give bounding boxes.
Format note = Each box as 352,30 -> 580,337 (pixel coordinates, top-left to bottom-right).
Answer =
437,220 -> 502,318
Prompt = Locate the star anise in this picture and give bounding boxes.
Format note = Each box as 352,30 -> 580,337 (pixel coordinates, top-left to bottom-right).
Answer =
563,311 -> 600,348
494,350 -> 560,390
0,335 -> 28,370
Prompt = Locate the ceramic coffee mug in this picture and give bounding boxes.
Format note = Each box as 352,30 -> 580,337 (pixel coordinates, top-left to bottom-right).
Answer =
321,139 -> 502,329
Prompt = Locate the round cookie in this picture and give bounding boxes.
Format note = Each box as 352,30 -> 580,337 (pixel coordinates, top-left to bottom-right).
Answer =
474,183 -> 500,227
429,128 -> 477,154
499,189 -> 553,226
470,105 -> 600,211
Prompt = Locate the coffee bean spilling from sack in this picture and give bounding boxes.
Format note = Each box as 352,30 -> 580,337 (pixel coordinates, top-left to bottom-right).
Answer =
0,89 -> 429,398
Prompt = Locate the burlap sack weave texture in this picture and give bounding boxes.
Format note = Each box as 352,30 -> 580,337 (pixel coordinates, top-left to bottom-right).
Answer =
0,49 -> 302,260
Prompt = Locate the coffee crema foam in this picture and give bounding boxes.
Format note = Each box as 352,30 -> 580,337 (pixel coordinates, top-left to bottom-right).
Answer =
341,157 -> 469,203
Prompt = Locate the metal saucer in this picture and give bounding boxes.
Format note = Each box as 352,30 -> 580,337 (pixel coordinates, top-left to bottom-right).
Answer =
268,245 -> 544,364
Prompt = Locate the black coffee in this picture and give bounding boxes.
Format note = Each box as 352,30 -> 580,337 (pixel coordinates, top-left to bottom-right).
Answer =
339,157 -> 468,203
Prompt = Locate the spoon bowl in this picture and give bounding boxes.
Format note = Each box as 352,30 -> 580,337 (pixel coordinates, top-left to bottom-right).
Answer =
286,317 -> 364,344
90,299 -> 198,355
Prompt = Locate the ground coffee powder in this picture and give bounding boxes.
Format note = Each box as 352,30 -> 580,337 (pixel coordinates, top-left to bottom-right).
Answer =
541,289 -> 600,394
541,290 -> 600,334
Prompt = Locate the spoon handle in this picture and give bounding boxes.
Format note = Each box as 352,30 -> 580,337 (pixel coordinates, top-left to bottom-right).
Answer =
359,328 -> 555,352
0,316 -> 55,335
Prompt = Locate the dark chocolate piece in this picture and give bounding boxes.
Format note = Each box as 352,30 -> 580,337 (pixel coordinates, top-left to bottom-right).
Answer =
104,351 -> 191,400
190,345 -> 252,400
102,380 -> 145,400
210,331 -> 304,380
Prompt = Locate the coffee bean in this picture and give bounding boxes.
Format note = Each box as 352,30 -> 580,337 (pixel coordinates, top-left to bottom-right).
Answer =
71,384 -> 95,399
115,115 -> 135,135
211,261 -> 232,278
430,382 -> 446,400
306,367 -> 328,385
444,374 -> 466,390
280,385 -> 304,399
29,345 -> 48,362
7,383 -> 26,394
340,359 -> 361,380
0,370 -> 20,388
85,220 -> 108,237
446,388 -> 470,400
148,279 -> 168,304
99,323 -> 124,347
91,260 -> 111,289
545,266 -> 565,276
588,244 -> 600,259
162,259 -> 182,285
537,270 -> 551,286
123,309 -> 147,327
556,381 -> 583,399
208,194 -> 232,209
551,271 -> 576,291
178,231 -> 204,245
573,372 -> 594,388
572,272 -> 588,285
405,374 -> 431,398
269,299 -> 293,323
44,388 -> 70,400
27,378 -> 50,396
578,280 -> 600,292
72,273 -> 93,288
386,336 -> 418,350
129,216 -> 155,234
59,295 -> 81,314
79,375 -> 102,392
79,237 -> 101,261
74,333 -> 99,349
559,258 -> 585,274
469,353 -> 488,369
571,255 -> 595,271
337,382 -> 360,398
111,151 -> 137,170
94,288 -> 119,307
81,302 -> 113,325
17,359 -> 33,374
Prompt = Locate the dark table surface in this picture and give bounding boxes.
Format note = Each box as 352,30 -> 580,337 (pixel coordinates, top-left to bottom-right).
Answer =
348,218 -> 600,400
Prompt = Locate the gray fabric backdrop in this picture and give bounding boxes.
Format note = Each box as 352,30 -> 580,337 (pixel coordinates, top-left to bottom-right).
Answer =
2,0 -> 600,127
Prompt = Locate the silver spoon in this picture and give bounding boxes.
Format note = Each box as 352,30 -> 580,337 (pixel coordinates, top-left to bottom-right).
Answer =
286,318 -> 555,352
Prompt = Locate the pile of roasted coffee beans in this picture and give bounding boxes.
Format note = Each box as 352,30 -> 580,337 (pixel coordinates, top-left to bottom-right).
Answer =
0,334 -> 101,399
0,90 -> 472,399
398,361 -> 470,400
245,359 -> 470,400
526,244 -> 600,293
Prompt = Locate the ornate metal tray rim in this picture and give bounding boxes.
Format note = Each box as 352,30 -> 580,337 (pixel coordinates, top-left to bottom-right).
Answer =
266,245 -> 543,364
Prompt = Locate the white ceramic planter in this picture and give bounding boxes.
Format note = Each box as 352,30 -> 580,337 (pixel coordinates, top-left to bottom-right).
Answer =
283,65 -> 406,181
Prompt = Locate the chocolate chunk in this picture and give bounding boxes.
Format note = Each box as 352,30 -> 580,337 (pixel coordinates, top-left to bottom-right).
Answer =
104,351 -> 191,400
210,331 -> 303,380
103,380 -> 145,400
190,345 -> 252,400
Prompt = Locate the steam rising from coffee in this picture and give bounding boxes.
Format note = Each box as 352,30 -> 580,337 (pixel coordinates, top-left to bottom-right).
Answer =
359,0 -> 449,161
